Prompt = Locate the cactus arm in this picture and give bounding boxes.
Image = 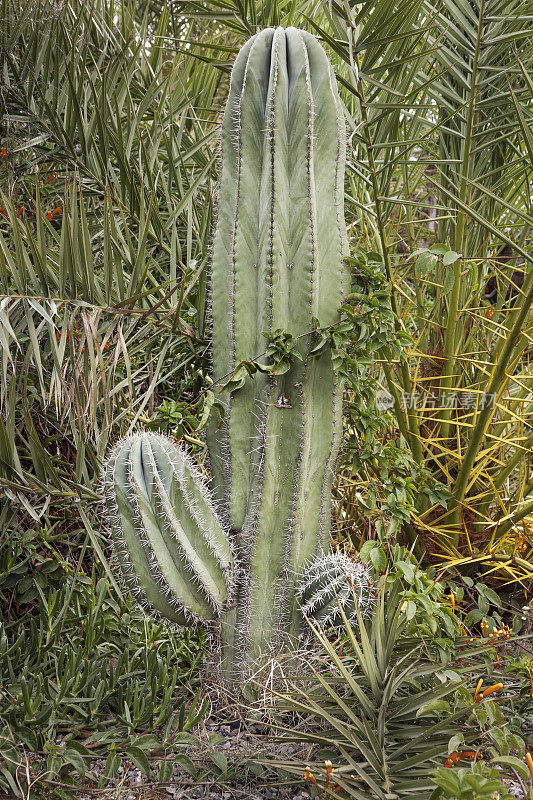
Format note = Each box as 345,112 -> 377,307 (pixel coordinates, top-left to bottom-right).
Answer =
129,439 -> 217,620
104,434 -> 234,626
105,439 -> 189,625
207,30 -> 273,530
146,437 -> 233,609
205,32 -> 253,515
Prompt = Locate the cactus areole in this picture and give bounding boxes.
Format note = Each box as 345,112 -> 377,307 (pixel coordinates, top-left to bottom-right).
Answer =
102,26 -> 350,686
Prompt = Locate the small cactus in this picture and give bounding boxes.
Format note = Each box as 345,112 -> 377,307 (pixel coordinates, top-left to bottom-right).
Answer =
297,552 -> 373,628
104,433 -> 234,626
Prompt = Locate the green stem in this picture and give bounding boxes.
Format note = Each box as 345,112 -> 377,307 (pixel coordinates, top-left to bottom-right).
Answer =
493,430 -> 533,491
449,273 -> 533,528
382,362 -> 411,444
403,521 -> 425,561
493,499 -> 533,539
355,80 -> 422,464
440,0 -> 485,440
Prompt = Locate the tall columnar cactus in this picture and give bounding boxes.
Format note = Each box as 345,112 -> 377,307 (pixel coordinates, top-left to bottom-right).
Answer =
102,26 -> 349,686
208,25 -> 348,681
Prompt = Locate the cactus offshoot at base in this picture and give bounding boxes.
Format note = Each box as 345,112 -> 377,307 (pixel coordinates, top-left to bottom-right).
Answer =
297,552 -> 374,628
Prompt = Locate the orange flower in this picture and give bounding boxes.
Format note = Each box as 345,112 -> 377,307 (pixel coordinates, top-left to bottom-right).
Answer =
526,752 -> 533,783
304,766 -> 320,793
324,760 -> 335,791
459,751 -> 478,762
485,307 -> 494,319
445,751 -> 483,768
444,752 -> 461,767
473,678 -> 483,703
488,626 -> 510,641
0,147 -> 8,159
481,683 -> 503,699
46,203 -> 63,221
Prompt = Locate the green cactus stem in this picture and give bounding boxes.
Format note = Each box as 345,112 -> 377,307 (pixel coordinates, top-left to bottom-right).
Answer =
104,433 -> 234,626
100,26 -> 348,688
208,26 -> 349,681
297,552 -> 374,628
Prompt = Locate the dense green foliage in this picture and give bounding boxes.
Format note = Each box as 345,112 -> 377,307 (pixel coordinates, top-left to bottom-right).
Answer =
1,0 -> 532,796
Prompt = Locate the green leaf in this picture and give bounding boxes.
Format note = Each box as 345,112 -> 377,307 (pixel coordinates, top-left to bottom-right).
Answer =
464,609 -> 484,627
442,269 -> 455,294
442,250 -> 460,266
359,541 -> 375,563
476,585 -> 501,607
416,699 -> 451,718
491,756 -> 530,781
158,761 -> 174,783
447,734 -> 464,754
126,746 -> 151,777
64,747 -> 86,777
104,751 -> 121,779
405,600 -> 416,620
209,752 -> 228,774
173,754 -> 196,778
208,733 -> 225,746
246,760 -> 266,777
415,251 -> 438,276
172,732 -> 199,745
396,560 -> 415,583
197,390 -> 215,430
131,734 -> 160,752
369,547 -> 386,571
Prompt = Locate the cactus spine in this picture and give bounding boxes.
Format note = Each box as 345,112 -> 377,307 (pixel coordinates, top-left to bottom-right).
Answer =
208,26 -> 348,681
101,26 -> 348,686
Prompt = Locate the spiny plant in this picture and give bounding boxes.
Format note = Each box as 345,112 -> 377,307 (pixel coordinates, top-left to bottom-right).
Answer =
102,25 -> 365,686
297,551 -> 373,629
104,433 -> 234,626
265,585 -> 505,800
